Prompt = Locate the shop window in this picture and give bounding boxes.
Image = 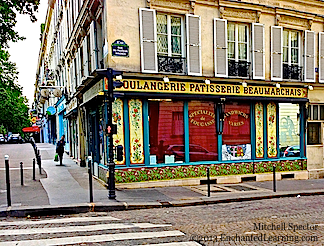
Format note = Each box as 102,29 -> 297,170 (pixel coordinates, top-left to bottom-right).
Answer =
149,100 -> 184,164
308,122 -> 321,145
279,103 -> 300,157
188,101 -> 218,162
222,102 -> 251,160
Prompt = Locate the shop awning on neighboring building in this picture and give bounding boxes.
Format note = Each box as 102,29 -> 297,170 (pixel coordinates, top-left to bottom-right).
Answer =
22,126 -> 40,133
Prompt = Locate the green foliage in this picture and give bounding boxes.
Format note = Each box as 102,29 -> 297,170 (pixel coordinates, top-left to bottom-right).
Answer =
0,0 -> 40,136
0,0 -> 40,48
0,49 -> 31,135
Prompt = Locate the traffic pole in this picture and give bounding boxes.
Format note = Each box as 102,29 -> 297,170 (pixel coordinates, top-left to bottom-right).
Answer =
4,155 -> 11,206
107,68 -> 116,199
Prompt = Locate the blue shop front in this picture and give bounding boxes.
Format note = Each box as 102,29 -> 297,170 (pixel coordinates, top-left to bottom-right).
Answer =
97,77 -> 309,184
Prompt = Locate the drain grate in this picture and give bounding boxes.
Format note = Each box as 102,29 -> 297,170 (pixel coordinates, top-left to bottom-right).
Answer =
225,185 -> 257,191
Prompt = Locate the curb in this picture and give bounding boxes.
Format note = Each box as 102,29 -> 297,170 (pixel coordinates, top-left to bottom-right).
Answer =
1,190 -> 323,217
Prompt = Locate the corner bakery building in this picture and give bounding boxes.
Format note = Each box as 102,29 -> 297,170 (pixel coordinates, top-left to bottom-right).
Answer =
104,77 -> 308,183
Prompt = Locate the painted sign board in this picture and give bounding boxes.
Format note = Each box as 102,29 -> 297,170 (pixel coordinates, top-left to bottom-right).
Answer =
115,80 -> 308,98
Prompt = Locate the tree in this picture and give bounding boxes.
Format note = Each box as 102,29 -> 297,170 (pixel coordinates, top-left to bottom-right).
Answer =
0,0 -> 40,48
0,0 -> 40,136
0,49 -> 31,135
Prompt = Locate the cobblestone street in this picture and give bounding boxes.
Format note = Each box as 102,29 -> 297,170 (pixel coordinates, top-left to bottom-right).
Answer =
107,195 -> 324,245
1,195 -> 323,245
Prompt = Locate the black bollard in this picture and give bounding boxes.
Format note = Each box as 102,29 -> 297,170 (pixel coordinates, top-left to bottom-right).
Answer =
207,167 -> 210,197
39,155 -> 42,175
88,156 -> 93,203
32,158 -> 36,181
4,155 -> 11,206
273,164 -> 276,192
20,162 -> 24,186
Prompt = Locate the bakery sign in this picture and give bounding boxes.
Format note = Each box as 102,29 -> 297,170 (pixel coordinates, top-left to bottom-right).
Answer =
189,110 -> 215,127
115,79 -> 308,98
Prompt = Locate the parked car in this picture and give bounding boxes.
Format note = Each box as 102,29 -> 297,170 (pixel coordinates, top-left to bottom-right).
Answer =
283,145 -> 300,157
165,144 -> 218,162
8,134 -> 22,144
0,134 -> 6,144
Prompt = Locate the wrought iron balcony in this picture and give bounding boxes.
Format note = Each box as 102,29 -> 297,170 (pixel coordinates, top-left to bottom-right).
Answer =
283,64 -> 302,81
228,60 -> 251,78
158,55 -> 186,74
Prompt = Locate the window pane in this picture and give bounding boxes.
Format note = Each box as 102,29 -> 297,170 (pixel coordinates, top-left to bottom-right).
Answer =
308,123 -> 321,144
320,106 -> 324,120
157,14 -> 167,34
291,32 -> 298,48
157,34 -> 168,54
149,101 -> 184,164
313,105 -> 318,120
283,31 -> 289,47
171,16 -> 181,35
279,103 -> 300,157
171,36 -> 181,55
283,47 -> 288,63
238,25 -> 247,42
222,102 -> 251,160
238,43 -> 247,60
188,101 -> 218,162
228,42 -> 235,59
228,24 -> 235,41
291,48 -> 298,64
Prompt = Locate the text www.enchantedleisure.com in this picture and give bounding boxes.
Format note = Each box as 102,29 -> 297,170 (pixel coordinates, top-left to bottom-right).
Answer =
190,233 -> 318,243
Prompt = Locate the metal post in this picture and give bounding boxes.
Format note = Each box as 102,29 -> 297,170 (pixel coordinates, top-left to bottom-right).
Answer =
207,167 -> 210,197
273,164 -> 276,192
20,162 -> 24,186
39,155 -> 42,175
32,158 -> 36,181
4,155 -> 11,206
107,68 -> 116,199
88,156 -> 93,203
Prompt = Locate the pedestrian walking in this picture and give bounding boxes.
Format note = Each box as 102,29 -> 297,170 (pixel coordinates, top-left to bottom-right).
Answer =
56,135 -> 66,166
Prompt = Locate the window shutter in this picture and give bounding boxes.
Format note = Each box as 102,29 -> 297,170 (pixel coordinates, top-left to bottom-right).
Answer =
305,30 -> 315,82
271,26 -> 283,81
187,14 -> 201,76
77,48 -> 82,87
252,23 -> 265,80
319,32 -> 324,83
214,18 -> 227,77
71,61 -> 75,94
82,38 -> 89,78
89,20 -> 98,74
139,8 -> 157,73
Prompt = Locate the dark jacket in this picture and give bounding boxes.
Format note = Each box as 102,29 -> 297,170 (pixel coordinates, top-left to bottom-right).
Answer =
56,140 -> 65,155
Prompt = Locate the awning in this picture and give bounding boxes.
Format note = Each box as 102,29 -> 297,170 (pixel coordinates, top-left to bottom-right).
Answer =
22,126 -> 40,133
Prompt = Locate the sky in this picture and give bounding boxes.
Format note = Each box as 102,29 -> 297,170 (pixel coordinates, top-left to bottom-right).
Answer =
8,1 -> 48,108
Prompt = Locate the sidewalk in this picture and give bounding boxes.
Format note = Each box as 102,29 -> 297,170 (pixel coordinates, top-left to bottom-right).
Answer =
1,143 -> 324,217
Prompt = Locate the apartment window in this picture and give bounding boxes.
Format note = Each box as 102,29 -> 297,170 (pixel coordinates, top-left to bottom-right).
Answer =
283,30 -> 302,80
156,14 -> 185,74
227,23 -> 250,77
308,123 -> 321,144
140,9 -> 201,75
307,104 -> 324,145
